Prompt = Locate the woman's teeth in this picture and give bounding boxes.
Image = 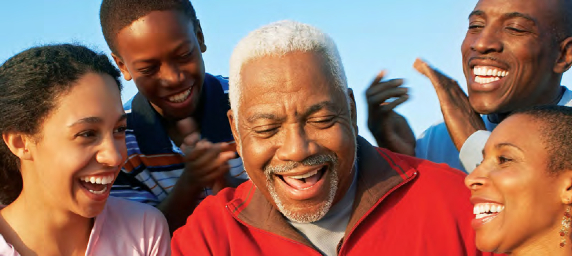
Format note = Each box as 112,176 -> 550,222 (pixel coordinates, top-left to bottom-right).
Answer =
80,174 -> 115,185
168,88 -> 191,103
79,174 -> 115,194
473,203 -> 504,219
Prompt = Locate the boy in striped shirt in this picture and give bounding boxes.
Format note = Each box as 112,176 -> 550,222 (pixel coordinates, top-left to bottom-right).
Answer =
99,0 -> 247,233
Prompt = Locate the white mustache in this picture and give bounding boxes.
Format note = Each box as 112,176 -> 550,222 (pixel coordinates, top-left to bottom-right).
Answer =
264,154 -> 338,175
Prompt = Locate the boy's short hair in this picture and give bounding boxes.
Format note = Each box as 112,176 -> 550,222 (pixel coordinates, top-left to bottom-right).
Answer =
100,0 -> 198,55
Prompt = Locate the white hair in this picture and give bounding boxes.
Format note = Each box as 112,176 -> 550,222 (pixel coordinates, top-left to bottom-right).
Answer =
228,20 -> 349,121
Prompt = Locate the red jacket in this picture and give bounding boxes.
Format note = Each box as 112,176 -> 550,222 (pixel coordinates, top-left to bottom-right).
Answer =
172,137 -> 497,256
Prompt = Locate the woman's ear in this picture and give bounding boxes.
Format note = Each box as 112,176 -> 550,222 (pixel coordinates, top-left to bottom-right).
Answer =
559,171 -> 572,204
2,132 -> 32,160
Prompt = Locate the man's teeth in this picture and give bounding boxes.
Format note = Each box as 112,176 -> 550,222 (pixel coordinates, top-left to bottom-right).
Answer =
473,66 -> 509,84
80,174 -> 115,185
473,67 -> 508,77
473,203 -> 504,219
168,88 -> 191,103
286,170 -> 319,180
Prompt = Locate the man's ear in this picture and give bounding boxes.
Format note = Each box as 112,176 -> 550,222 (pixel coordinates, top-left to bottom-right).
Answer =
554,37 -> 572,74
111,53 -> 132,81
347,88 -> 359,135
227,110 -> 241,156
2,132 -> 32,161
195,20 -> 207,53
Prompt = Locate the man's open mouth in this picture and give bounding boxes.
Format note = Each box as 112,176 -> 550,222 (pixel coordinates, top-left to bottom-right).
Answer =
473,66 -> 509,84
277,166 -> 327,190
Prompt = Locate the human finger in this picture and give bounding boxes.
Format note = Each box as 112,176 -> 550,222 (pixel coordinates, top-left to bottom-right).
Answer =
368,70 -> 387,87
176,117 -> 199,138
379,94 -> 409,111
413,58 -> 456,88
366,78 -> 405,97
367,87 -> 409,106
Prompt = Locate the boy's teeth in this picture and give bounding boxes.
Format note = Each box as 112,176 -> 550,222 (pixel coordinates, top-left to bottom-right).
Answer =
168,88 -> 191,103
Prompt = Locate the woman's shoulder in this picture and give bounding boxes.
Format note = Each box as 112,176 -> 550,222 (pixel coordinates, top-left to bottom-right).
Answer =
0,234 -> 20,256
103,196 -> 167,225
87,197 -> 170,255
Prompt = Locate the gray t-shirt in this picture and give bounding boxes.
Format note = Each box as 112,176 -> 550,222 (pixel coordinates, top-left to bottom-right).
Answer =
289,166 -> 358,256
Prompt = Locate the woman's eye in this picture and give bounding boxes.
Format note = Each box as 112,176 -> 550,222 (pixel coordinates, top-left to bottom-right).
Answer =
498,156 -> 512,164
76,130 -> 96,138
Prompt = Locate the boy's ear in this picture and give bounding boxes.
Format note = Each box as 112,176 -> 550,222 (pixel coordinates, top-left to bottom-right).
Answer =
111,53 -> 133,81
195,20 -> 207,53
3,132 -> 32,160
227,110 -> 241,156
347,88 -> 359,135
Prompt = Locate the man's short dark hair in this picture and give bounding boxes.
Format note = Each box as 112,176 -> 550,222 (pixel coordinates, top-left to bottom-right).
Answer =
554,0 -> 572,41
100,0 -> 198,55
512,105 -> 572,173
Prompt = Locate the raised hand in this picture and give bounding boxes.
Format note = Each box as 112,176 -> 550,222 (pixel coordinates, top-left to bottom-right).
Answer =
413,58 -> 485,150
177,117 -> 236,189
366,70 -> 416,156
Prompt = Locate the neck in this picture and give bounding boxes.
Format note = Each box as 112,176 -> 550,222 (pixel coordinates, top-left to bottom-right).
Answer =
0,188 -> 92,255
489,86 -> 563,123
508,226 -> 572,256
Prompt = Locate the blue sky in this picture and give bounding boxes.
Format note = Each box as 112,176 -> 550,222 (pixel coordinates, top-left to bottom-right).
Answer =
1,1 -> 570,144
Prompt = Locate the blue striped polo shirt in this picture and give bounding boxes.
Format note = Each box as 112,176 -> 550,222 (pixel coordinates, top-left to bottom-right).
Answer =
111,73 -> 247,206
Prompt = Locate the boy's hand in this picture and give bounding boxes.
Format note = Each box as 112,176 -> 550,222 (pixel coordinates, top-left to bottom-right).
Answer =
413,58 -> 485,150
366,70 -> 416,156
177,118 -> 236,188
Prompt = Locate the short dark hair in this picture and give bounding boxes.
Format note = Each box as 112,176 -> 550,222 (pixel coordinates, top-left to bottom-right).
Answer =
554,0 -> 572,41
0,44 -> 122,205
100,0 -> 198,54
511,105 -> 572,173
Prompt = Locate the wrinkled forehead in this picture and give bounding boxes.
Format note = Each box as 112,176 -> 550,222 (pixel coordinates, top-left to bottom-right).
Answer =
238,52 -> 345,109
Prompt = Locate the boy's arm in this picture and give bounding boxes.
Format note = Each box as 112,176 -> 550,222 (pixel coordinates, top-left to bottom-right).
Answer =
158,118 -> 235,234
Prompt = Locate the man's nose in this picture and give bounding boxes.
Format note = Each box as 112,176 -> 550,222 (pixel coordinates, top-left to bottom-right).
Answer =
275,125 -> 318,163
470,27 -> 503,54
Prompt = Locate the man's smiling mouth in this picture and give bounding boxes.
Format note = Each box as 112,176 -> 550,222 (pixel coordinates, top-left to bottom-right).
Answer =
277,166 -> 327,190
473,66 -> 509,84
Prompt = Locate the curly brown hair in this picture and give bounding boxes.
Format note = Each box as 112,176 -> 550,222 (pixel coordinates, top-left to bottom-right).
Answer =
0,44 -> 122,205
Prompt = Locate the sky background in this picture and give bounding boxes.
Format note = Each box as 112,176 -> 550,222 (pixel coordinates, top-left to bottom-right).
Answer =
1,1 -> 571,144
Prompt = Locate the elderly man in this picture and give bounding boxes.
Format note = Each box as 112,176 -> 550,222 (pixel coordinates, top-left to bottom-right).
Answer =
367,0 -> 572,172
172,20 -> 491,256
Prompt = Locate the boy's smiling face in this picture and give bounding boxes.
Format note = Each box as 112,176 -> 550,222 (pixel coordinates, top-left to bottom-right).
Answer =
112,10 -> 206,121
